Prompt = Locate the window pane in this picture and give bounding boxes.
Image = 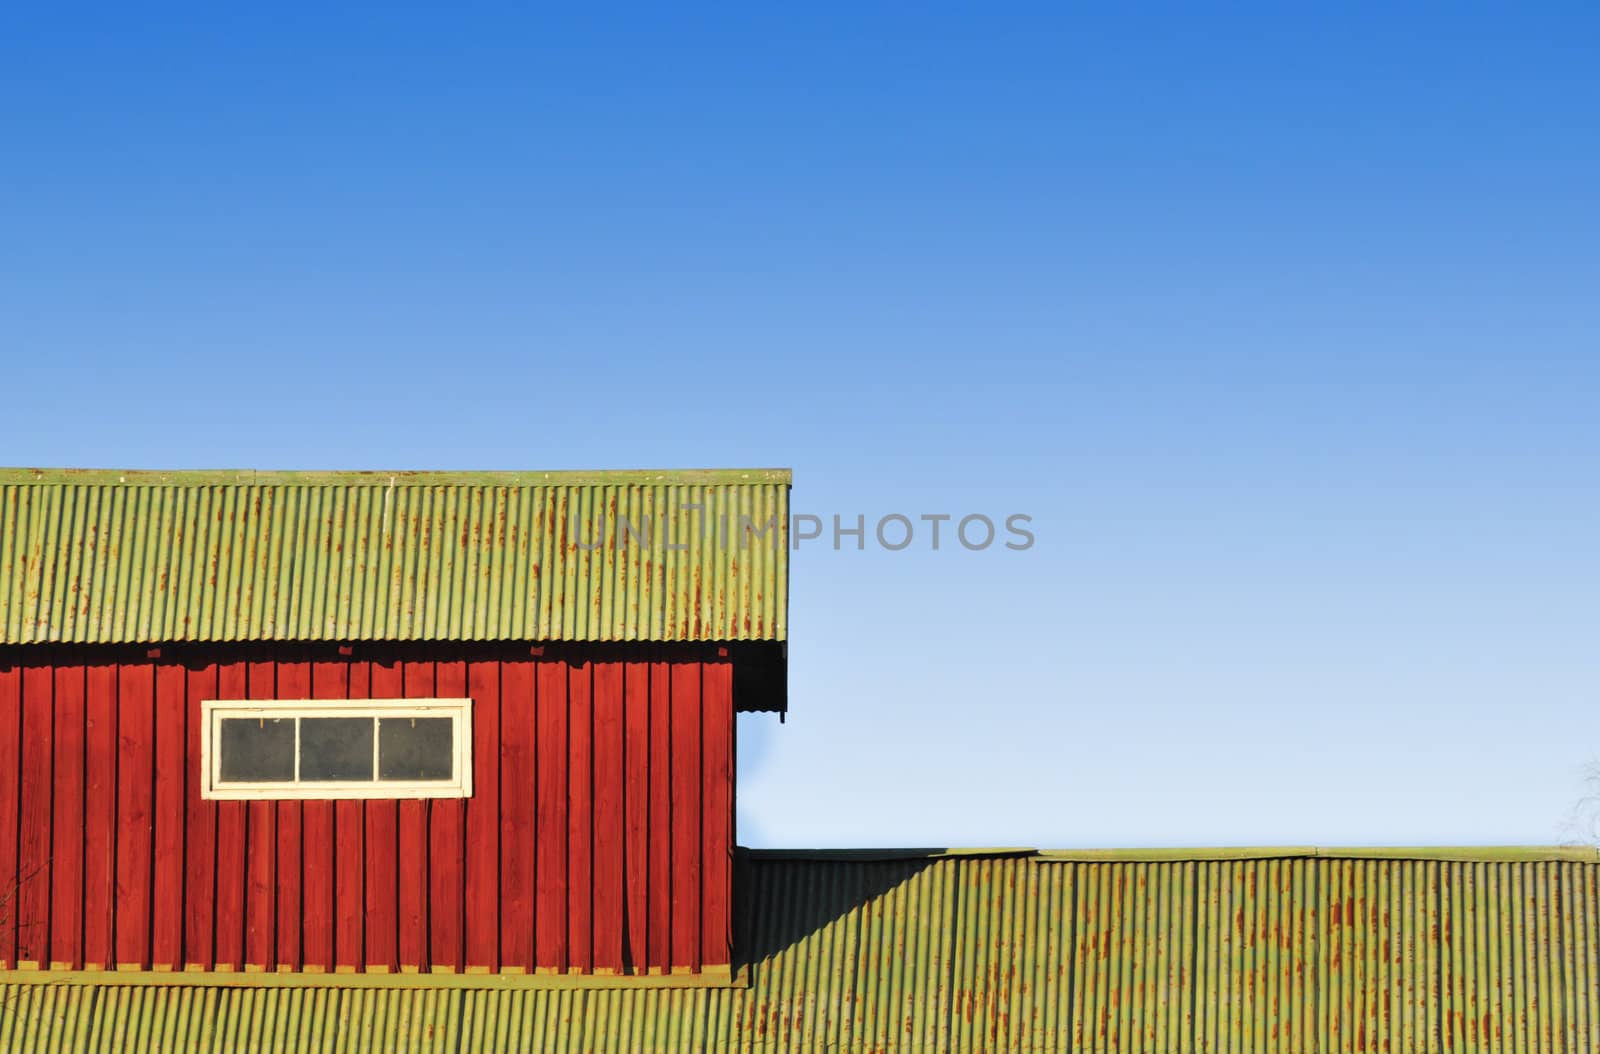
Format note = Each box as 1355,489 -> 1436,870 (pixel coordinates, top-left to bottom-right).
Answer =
219,718 -> 295,782
377,717 -> 453,781
299,717 -> 375,781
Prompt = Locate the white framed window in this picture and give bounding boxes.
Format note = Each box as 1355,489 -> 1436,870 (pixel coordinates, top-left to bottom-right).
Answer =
200,698 -> 472,800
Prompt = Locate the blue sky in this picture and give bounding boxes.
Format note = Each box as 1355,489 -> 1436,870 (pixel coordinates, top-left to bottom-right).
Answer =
3,4 -> 1597,848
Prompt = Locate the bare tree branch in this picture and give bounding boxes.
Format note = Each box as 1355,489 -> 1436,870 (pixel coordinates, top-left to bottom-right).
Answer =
1561,759 -> 1600,847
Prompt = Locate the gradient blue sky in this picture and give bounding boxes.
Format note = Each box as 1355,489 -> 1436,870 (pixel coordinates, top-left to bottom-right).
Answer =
4,5 -> 1597,848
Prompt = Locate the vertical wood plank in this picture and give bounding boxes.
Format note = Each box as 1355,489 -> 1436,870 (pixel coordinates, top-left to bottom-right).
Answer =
0,663 -> 21,968
151,661 -> 186,967
500,656 -> 536,972
183,660 -> 219,970
463,658 -> 500,971
50,664 -> 85,968
274,797 -> 301,970
244,660 -> 276,969
398,658 -> 433,970
648,658 -> 672,971
701,657 -> 734,968
304,656 -> 345,972
591,660 -> 625,973
245,808 -> 273,967
670,660 -> 702,971
535,658 -> 568,971
18,663 -> 54,966
623,657 -> 650,973
364,656 -> 400,971
82,663 -> 118,969
567,658 -> 593,973
430,658 -> 466,971
212,660 -> 248,971
335,658 -> 366,969
114,662 -> 154,968
274,655 -> 309,970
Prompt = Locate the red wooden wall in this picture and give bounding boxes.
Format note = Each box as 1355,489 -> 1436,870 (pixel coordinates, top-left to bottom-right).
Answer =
0,642 -> 734,975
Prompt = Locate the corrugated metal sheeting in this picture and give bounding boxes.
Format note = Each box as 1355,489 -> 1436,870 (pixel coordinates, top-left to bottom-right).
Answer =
4,847 -> 1599,1052
0,469 -> 789,644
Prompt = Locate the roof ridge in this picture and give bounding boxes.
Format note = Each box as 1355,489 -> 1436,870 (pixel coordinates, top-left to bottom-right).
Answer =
745,845 -> 1600,863
0,467 -> 792,487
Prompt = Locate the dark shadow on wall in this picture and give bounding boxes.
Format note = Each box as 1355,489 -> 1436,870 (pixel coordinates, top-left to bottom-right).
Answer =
732,849 -> 948,973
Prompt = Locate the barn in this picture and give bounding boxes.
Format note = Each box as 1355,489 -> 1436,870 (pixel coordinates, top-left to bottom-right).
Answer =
1,466 -> 1599,1052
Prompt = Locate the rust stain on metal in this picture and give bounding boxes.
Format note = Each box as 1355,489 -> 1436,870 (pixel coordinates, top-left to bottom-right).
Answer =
0,470 -> 790,645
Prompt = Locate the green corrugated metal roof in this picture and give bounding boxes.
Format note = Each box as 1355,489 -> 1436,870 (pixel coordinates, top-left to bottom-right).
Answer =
0,468 -> 790,645
4,847 -> 1597,1051
754,844 -> 1600,862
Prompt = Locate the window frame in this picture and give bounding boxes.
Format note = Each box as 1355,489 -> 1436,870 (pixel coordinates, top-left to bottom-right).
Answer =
200,698 -> 473,800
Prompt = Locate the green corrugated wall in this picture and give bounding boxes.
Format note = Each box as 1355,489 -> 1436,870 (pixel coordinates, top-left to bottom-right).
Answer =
0,469 -> 789,644
4,849 -> 1597,1052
